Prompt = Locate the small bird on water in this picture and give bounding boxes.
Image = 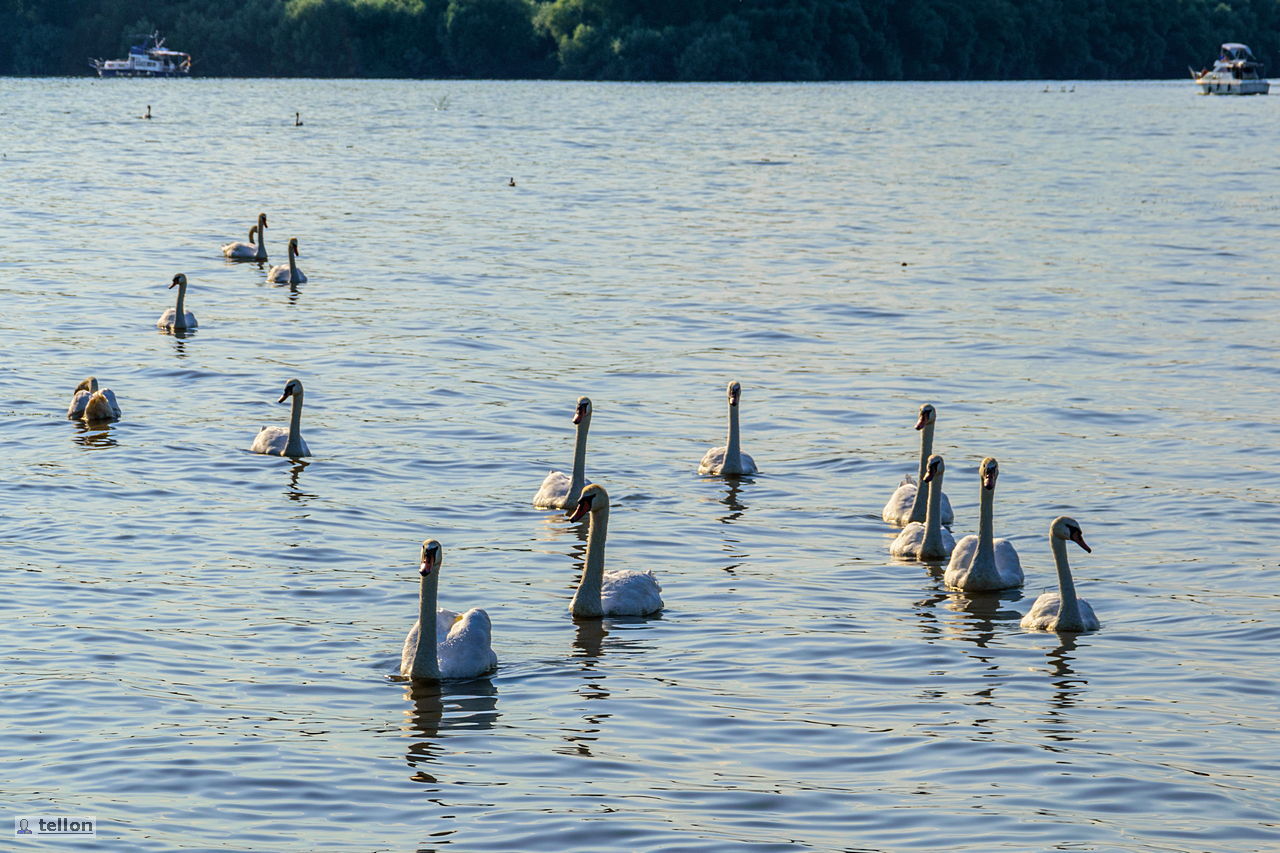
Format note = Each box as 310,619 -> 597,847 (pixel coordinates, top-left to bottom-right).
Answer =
295,112 -> 304,126
508,177 -> 516,187
141,105 -> 152,119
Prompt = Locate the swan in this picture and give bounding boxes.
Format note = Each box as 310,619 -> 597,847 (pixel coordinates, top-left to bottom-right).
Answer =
67,376 -> 121,422
157,273 -> 198,332
294,112 -> 303,127
266,237 -> 306,284
698,381 -> 757,476
250,378 -> 311,457
1020,517 -> 1099,633
890,454 -> 956,560
883,403 -> 954,527
566,484 -> 664,618
222,213 -> 268,261
533,396 -> 593,511
400,539 -> 497,681
944,457 -> 1024,591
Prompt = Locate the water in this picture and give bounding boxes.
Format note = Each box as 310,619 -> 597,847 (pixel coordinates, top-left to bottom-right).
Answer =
1,78 -> 1278,851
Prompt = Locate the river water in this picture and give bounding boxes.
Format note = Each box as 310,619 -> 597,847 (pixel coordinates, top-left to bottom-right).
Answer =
1,77 -> 1277,851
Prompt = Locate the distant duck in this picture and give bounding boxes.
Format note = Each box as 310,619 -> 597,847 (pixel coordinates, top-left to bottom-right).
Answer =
222,213 -> 268,261
882,403 -> 954,527
533,396 -> 593,511
141,105 -> 151,119
250,378 -> 311,457
1020,517 -> 1099,633
266,237 -> 306,284
400,540 -> 498,681
156,273 -> 198,332
890,454 -> 956,561
507,177 -> 516,187
566,484 -> 664,618
698,381 -> 757,476
67,376 -> 121,423
944,457 -> 1023,591
295,112 -> 304,126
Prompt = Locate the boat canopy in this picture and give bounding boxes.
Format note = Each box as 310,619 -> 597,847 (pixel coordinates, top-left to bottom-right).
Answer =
1220,43 -> 1256,60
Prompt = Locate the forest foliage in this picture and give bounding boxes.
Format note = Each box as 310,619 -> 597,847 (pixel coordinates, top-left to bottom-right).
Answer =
2,0 -> 1278,80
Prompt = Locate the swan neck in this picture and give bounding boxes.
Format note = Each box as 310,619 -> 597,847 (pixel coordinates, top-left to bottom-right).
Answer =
288,245 -> 297,277
572,506 -> 608,618
173,281 -> 188,329
723,402 -> 742,472
974,482 -> 996,566
284,390 -> 305,456
569,413 -> 590,500
921,469 -> 945,555
1051,535 -> 1083,627
908,422 -> 935,523
410,569 -> 441,679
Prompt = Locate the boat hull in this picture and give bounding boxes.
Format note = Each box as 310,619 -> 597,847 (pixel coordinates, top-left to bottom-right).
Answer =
1196,77 -> 1269,95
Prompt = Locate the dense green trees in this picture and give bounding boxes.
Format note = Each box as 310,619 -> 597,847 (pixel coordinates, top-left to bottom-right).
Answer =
3,0 -> 1277,79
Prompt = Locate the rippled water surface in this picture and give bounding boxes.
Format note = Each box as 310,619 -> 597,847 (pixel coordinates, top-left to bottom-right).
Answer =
2,78 -> 1279,851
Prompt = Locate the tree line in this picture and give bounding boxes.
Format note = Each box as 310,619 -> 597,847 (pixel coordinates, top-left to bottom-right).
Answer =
2,0 -> 1277,80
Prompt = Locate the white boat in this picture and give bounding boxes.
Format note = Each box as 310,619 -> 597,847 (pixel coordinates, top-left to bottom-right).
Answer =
1191,43 -> 1269,95
90,32 -> 191,78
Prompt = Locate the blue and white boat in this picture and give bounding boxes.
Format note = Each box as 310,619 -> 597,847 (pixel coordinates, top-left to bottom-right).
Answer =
90,32 -> 191,78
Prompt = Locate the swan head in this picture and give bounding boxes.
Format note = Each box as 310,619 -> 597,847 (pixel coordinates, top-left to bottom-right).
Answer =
922,453 -> 945,482
567,483 -> 608,523
419,539 -> 442,576
915,403 -> 936,430
573,396 -> 592,425
277,378 -> 304,403
74,376 -> 100,394
980,457 -> 999,490
258,213 -> 269,230
288,237 -> 299,256
169,273 -> 187,290
726,381 -> 742,407
1051,516 -> 1091,553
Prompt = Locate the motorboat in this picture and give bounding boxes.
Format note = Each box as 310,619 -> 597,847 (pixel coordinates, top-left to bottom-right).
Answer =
1191,43 -> 1268,95
90,32 -> 191,77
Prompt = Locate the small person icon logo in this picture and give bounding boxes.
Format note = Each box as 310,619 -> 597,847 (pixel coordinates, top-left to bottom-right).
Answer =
16,818 -> 32,834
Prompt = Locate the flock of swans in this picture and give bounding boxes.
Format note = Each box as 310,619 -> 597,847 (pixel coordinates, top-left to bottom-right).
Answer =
65,219 -> 1099,683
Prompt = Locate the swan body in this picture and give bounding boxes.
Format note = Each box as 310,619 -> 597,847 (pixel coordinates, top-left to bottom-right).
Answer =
400,540 -> 497,681
945,457 -> 1024,591
891,454 -> 956,560
534,397 -> 593,511
567,484 -> 664,618
222,213 -> 268,261
67,377 -> 121,422
883,403 -> 954,526
157,273 -> 198,331
699,380 -> 757,476
266,237 -> 306,284
1021,517 -> 1099,633
251,378 -> 311,457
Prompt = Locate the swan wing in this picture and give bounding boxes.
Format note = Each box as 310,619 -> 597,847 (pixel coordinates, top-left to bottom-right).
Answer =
266,264 -> 289,282
251,426 -> 289,455
222,241 -> 257,258
1020,594 -> 1099,632
698,446 -> 727,475
993,538 -> 1024,587
738,451 -> 758,475
400,619 -> 422,675
882,480 -> 916,525
939,491 -> 955,527
67,389 -> 90,419
437,608 -> 497,680
533,470 -> 572,508
601,569 -> 664,616
943,534 -> 980,587
100,388 -> 122,420
890,522 -> 925,558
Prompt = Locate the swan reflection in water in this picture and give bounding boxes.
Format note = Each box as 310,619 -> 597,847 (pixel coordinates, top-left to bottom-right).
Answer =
401,678 -> 500,782
285,458 -> 316,502
72,421 -> 119,449
1038,634 -> 1090,744
716,476 -> 749,525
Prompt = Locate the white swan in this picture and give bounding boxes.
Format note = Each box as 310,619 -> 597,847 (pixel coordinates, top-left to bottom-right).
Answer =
1021,517 -> 1099,633
67,376 -> 121,422
250,378 -> 311,457
945,457 -> 1024,591
890,454 -> 957,560
157,273 -> 198,332
400,540 -> 497,681
533,396 -> 593,511
883,403 -> 954,527
266,237 -> 306,284
566,484 -> 664,618
222,213 -> 268,261
698,381 -> 757,476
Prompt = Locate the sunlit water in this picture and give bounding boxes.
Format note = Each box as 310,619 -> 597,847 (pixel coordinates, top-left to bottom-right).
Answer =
1,78 -> 1278,851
